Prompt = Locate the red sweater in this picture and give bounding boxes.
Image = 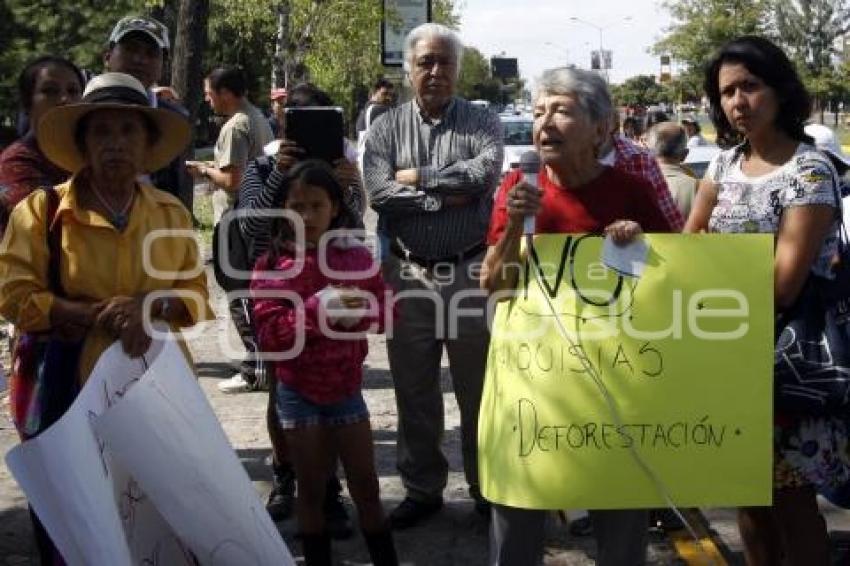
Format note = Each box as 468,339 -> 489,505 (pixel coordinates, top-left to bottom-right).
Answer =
0,133 -> 69,235
251,238 -> 389,404
487,167 -> 672,244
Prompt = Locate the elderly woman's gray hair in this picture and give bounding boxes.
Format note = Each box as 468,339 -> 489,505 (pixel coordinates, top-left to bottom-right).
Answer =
535,67 -> 613,125
403,23 -> 463,78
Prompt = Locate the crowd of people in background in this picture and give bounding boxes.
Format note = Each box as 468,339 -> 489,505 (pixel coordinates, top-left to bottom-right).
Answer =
1,11 -> 849,566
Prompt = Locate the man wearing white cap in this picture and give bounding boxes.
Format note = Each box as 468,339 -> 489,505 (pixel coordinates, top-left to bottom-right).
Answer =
104,15 -> 194,212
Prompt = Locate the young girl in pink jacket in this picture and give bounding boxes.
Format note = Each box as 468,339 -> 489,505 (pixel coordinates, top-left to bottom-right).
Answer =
251,160 -> 396,565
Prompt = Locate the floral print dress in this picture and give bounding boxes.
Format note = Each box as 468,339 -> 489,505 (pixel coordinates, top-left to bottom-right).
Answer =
707,142 -> 847,489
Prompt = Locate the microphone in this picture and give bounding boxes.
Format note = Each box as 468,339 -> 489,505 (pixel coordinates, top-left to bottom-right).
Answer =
518,150 -> 541,235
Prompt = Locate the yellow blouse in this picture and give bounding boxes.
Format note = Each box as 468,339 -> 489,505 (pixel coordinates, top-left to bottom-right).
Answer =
0,176 -> 214,381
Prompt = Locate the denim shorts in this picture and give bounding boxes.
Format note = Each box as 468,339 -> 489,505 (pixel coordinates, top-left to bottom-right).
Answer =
275,381 -> 370,430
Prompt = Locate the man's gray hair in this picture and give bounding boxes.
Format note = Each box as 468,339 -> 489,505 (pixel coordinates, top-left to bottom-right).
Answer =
535,67 -> 612,125
646,122 -> 688,161
403,23 -> 463,78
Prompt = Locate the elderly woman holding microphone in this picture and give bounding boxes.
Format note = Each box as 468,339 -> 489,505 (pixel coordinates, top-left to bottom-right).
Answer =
481,67 -> 671,566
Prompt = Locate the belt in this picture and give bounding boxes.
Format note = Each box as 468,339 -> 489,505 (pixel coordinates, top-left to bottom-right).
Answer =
390,239 -> 487,269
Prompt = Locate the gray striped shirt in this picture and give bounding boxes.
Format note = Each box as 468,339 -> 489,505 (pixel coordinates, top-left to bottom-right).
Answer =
362,97 -> 503,258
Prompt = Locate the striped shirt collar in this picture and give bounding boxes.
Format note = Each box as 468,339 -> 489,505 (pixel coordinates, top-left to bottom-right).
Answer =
413,97 -> 457,126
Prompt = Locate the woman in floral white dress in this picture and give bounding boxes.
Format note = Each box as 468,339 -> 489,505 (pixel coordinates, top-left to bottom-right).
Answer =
685,36 -> 842,565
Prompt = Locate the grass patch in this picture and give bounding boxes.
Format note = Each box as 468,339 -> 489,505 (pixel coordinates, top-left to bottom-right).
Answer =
837,126 -> 850,147
193,146 -> 214,161
194,191 -> 214,247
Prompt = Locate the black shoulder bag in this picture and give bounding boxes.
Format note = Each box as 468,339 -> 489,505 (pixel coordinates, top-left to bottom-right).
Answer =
774,164 -> 850,414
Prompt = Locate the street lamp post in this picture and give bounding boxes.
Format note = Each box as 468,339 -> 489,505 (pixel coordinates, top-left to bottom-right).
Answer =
568,16 -> 632,82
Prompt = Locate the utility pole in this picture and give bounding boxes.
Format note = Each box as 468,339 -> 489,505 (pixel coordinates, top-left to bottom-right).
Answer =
569,16 -> 632,83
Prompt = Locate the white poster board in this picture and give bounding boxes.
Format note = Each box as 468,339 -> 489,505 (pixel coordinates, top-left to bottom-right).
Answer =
6,333 -> 293,566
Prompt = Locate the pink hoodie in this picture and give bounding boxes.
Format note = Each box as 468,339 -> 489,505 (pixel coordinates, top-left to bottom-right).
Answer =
251,237 -> 389,404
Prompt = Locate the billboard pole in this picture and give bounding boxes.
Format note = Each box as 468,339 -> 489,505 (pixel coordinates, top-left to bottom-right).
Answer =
381,0 -> 432,68
569,16 -> 632,82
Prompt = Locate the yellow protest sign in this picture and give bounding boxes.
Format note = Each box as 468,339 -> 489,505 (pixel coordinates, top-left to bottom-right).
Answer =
478,234 -> 774,510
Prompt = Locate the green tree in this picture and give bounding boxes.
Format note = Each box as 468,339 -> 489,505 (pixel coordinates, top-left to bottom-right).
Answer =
456,46 -> 500,102
0,0 -> 459,137
0,2 -> 25,129
304,1 -> 387,126
771,0 -> 850,119
433,0 -> 460,28
804,65 -> 850,124
661,75 -> 702,105
610,75 -> 668,107
209,0 -> 458,129
1,0 -> 147,124
773,0 -> 850,75
652,0 -> 772,93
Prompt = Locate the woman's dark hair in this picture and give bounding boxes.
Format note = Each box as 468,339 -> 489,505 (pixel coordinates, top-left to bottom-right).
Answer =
284,82 -> 334,108
704,36 -> 812,147
206,66 -> 246,97
73,109 -> 161,155
18,56 -> 85,113
265,159 -> 359,266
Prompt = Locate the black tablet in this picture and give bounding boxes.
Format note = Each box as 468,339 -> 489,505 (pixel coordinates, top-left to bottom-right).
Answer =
284,106 -> 345,162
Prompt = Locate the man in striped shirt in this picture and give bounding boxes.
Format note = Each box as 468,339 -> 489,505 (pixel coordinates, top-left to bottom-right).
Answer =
362,23 -> 503,529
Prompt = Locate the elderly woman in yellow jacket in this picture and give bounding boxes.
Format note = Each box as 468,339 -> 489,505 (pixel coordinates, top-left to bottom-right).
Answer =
0,70 -> 214,562
0,72 -> 212,422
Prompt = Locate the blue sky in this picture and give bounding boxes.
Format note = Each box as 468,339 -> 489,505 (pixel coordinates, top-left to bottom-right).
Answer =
457,0 -> 673,85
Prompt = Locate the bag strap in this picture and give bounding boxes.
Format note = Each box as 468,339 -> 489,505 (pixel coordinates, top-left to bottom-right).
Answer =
815,153 -> 844,217
816,153 -> 850,254
42,187 -> 64,296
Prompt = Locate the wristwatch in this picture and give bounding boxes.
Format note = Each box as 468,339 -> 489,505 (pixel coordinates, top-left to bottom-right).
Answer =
422,194 -> 442,212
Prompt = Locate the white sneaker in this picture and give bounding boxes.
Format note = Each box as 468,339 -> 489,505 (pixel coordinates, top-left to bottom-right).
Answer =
217,373 -> 252,394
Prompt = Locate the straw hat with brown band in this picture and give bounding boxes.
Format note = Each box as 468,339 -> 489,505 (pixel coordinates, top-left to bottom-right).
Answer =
36,72 -> 190,174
